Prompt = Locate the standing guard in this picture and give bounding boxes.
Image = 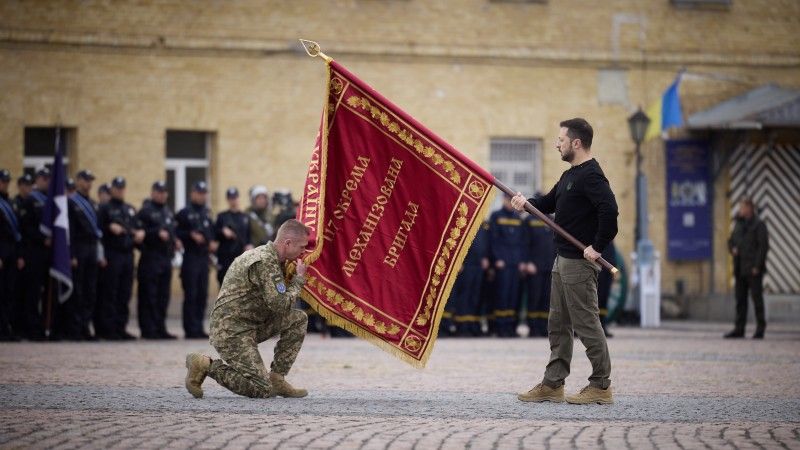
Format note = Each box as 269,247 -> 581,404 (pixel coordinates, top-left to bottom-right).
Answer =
450,220 -> 490,337
523,211 -> 556,337
97,176 -> 143,340
488,194 -> 528,337
0,169 -> 22,341
136,181 -> 178,339
66,169 -> 102,340
176,181 -> 216,339
215,187 -> 251,287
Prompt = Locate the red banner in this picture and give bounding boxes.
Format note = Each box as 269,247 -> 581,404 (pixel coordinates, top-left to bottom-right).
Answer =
298,61 -> 495,367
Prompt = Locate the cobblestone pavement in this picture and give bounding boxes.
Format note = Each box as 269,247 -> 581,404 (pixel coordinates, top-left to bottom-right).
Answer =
1,321 -> 799,449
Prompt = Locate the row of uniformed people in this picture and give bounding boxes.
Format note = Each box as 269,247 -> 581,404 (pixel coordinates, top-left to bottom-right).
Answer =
0,167 -> 295,341
440,194 -> 617,338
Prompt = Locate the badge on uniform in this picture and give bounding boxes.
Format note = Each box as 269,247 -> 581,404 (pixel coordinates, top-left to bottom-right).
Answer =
276,282 -> 287,294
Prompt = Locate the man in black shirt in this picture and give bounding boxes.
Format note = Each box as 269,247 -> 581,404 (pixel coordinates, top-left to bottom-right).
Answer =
512,118 -> 618,405
97,176 -> 144,340
215,187 -> 251,286
136,181 -> 178,339
66,169 -> 102,340
177,181 -> 217,339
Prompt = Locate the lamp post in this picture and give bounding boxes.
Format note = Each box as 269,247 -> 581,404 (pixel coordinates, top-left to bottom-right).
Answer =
627,108 -> 660,327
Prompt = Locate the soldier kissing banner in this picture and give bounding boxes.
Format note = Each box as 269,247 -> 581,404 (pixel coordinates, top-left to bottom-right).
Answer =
297,60 -> 495,367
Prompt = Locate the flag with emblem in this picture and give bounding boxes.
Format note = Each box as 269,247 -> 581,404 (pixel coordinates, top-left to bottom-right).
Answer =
297,59 -> 495,367
40,131 -> 73,303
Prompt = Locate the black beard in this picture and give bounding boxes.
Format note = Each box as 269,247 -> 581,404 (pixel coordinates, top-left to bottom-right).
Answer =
560,148 -> 575,162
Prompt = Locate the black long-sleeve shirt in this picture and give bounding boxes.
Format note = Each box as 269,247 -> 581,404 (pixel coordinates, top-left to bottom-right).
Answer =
529,158 -> 618,259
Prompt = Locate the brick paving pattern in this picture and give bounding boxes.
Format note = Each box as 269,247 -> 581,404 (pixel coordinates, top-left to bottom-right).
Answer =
1,321 -> 799,449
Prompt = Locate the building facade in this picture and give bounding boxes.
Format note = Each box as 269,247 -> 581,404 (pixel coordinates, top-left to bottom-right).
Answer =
2,0 -> 799,313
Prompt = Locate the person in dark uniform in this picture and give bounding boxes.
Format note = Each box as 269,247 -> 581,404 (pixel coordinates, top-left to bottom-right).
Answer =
725,197 -> 769,339
488,194 -> 528,337
215,187 -> 252,287
0,169 -> 22,341
136,181 -> 178,340
11,174 -> 33,337
65,169 -> 102,341
97,183 -> 111,206
449,220 -> 490,337
97,176 -> 143,340
523,210 -> 556,337
16,168 -> 51,340
596,241 -> 617,338
65,178 -> 76,196
176,181 -> 216,339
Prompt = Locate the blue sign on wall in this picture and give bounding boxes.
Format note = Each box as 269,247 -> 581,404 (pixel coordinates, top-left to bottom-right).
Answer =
666,140 -> 712,260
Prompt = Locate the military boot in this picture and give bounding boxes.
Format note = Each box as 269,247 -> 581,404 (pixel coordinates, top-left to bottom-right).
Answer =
517,383 -> 564,403
269,372 -> 308,398
565,385 -> 613,404
185,353 -> 210,398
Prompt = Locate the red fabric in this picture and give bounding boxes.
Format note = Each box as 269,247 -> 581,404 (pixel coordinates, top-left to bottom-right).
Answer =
298,61 -> 494,367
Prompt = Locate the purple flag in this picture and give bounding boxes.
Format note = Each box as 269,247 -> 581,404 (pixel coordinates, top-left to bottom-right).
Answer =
40,131 -> 73,303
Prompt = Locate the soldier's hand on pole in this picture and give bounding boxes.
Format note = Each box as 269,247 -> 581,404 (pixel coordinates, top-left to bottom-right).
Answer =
295,258 -> 307,277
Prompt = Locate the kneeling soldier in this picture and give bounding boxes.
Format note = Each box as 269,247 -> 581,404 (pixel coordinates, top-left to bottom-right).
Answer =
185,219 -> 310,399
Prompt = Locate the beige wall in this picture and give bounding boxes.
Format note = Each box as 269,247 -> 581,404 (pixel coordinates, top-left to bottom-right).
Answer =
2,0 -> 799,299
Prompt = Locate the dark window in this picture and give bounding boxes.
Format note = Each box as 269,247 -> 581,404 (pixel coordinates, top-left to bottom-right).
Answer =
24,127 -> 72,157
166,130 -> 207,159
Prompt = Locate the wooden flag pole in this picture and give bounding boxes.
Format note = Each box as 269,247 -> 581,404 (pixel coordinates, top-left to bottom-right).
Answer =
493,179 -> 619,276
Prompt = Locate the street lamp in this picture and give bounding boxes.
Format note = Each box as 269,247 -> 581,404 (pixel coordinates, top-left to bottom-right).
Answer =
627,108 -> 659,327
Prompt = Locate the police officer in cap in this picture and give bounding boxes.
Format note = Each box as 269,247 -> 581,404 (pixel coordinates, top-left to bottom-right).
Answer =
65,169 -> 102,340
11,174 -> 33,337
97,176 -> 144,340
215,187 -> 252,287
136,180 -> 178,339
0,169 -> 22,340
16,168 -> 51,340
176,180 -> 217,339
488,194 -> 528,337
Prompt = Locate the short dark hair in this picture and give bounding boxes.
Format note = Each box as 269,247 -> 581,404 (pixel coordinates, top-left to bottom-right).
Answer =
276,219 -> 310,242
559,118 -> 593,149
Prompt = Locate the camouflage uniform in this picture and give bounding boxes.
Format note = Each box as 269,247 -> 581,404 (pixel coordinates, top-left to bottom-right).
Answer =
207,242 -> 307,398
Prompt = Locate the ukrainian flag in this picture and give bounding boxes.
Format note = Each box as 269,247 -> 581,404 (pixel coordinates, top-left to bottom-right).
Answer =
644,74 -> 684,141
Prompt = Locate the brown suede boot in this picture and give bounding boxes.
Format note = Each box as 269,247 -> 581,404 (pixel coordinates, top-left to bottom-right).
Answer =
269,372 -> 308,398
185,353 -> 210,399
517,383 -> 564,403
566,385 -> 613,404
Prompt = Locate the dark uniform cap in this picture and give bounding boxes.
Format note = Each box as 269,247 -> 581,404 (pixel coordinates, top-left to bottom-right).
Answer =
111,176 -> 126,188
76,169 -> 96,181
0,169 -> 10,182
18,173 -> 34,185
226,187 -> 239,199
66,178 -> 76,190
98,183 -> 111,194
192,181 -> 208,193
152,180 -> 167,192
35,167 -> 51,179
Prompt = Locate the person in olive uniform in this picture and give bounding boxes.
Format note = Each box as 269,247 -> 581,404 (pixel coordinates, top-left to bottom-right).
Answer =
523,210 -> 556,338
488,194 -> 528,337
247,185 -> 274,247
97,176 -> 144,340
184,219 -> 310,399
136,181 -> 178,340
16,168 -> 51,340
176,181 -> 217,339
725,197 -> 769,339
65,169 -> 102,340
0,169 -> 22,341
215,187 -> 252,286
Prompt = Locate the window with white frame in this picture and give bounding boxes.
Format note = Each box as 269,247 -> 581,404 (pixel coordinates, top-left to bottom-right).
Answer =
24,127 -> 74,176
489,137 -> 542,214
165,130 -> 213,212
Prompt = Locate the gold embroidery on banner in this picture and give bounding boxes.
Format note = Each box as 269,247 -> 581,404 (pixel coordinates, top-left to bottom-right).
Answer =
345,95 -> 463,185
404,335 -> 422,353
330,78 -> 344,95
468,181 -> 486,199
306,275 -> 402,337
416,202 -> 470,326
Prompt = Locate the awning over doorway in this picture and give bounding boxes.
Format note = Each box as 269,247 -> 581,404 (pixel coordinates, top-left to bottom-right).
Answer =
687,84 -> 800,130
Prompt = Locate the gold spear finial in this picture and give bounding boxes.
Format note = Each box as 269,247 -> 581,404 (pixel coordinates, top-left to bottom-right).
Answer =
299,39 -> 332,63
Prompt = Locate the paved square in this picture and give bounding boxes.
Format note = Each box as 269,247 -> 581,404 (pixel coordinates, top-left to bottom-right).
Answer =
1,321 -> 799,449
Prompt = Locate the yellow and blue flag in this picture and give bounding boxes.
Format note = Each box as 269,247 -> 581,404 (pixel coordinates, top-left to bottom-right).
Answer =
645,74 -> 684,141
